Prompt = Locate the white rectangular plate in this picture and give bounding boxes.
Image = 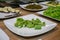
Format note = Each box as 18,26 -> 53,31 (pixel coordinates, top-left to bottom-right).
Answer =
37,11 -> 60,21
4,14 -> 57,37
39,1 -> 50,5
0,28 -> 9,40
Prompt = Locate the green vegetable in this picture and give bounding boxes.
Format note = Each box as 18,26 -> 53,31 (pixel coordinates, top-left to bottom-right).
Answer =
14,18 -> 46,30
35,25 -> 42,30
43,6 -> 60,21
27,22 -> 34,28
25,4 -> 42,9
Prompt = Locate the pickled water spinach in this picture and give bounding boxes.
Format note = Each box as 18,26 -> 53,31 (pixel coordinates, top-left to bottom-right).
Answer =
43,6 -> 60,21
14,18 -> 45,30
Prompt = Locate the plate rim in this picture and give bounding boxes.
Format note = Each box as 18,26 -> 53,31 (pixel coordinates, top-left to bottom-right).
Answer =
19,3 -> 48,12
4,14 -> 57,37
0,12 -> 20,19
37,11 -> 60,21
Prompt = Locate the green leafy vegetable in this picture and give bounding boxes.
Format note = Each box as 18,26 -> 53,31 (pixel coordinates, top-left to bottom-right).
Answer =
14,18 -> 46,30
25,4 -> 42,9
43,6 -> 60,21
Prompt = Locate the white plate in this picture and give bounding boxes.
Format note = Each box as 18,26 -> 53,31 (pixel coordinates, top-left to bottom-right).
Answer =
37,11 -> 44,15
20,3 -> 48,11
4,14 -> 57,37
0,28 -> 9,40
37,11 -> 60,21
39,1 -> 50,5
0,12 -> 19,19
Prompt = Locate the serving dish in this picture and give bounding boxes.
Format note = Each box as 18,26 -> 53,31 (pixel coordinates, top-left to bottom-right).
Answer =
40,1 -> 60,7
0,12 -> 19,19
0,7 -> 20,19
37,11 -> 60,21
4,14 -> 57,37
20,3 -> 48,12
39,1 -> 50,5
0,28 -> 9,40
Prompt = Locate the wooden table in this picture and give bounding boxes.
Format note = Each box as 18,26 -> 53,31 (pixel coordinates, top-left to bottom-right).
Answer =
0,8 -> 60,40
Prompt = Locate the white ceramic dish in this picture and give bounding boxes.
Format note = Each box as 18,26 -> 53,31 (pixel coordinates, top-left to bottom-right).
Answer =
39,1 -> 50,5
0,28 -> 9,40
37,11 -> 60,21
4,14 -> 57,37
0,12 -> 19,19
20,3 -> 48,11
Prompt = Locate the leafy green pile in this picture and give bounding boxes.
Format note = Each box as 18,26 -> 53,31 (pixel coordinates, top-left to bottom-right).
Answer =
43,6 -> 60,21
14,18 -> 45,30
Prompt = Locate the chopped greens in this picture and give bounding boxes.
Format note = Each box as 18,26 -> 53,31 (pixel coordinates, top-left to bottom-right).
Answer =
25,4 -> 42,9
14,18 -> 46,30
43,6 -> 60,21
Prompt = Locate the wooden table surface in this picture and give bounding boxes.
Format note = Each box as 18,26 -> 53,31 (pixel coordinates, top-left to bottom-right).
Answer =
0,8 -> 60,40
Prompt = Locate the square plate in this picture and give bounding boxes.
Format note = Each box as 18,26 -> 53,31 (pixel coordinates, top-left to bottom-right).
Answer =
4,14 -> 57,37
0,12 -> 19,19
39,1 -> 50,5
0,28 -> 9,40
37,11 -> 60,21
